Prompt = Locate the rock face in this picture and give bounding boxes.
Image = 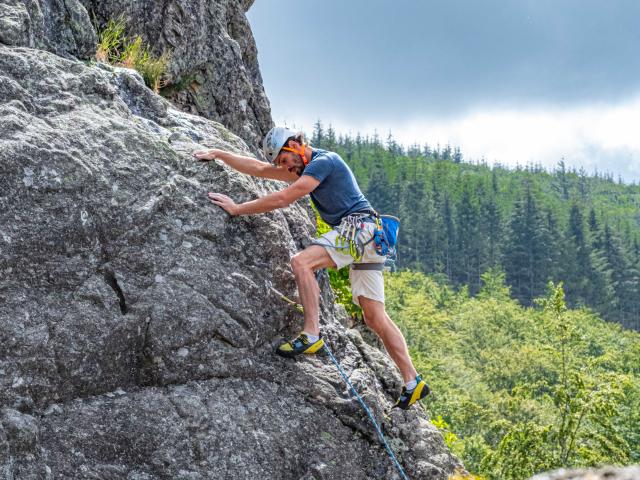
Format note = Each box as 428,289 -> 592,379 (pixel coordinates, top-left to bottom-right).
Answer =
0,0 -> 273,151
530,466 -> 640,480
0,0 -> 96,58
0,44 -> 461,478
84,0 -> 273,152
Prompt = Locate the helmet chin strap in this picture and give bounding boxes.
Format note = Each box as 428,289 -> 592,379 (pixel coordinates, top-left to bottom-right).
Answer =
281,143 -> 309,165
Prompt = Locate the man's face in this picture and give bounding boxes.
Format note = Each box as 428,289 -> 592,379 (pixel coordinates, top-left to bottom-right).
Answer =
275,148 -> 304,177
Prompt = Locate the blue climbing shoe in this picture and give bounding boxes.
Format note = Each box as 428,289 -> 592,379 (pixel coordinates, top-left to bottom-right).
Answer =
393,375 -> 430,410
276,332 -> 325,358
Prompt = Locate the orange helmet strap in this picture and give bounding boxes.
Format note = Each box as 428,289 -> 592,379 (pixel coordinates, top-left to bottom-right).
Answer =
281,143 -> 309,165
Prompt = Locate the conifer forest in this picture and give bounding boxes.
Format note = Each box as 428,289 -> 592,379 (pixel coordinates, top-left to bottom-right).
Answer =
311,121 -> 640,331
312,121 -> 640,478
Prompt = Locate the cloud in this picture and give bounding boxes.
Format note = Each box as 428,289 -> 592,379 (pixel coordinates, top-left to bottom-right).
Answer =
248,0 -> 640,182
283,96 -> 640,183
249,0 -> 640,119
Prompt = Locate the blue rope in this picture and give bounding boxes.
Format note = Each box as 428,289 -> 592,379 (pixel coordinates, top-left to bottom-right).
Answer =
323,343 -> 410,480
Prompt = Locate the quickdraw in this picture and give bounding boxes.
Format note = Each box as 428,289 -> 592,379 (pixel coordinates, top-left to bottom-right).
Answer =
334,213 -> 370,261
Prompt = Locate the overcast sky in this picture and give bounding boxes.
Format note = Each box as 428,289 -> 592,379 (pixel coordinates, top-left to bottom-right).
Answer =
247,1 -> 640,182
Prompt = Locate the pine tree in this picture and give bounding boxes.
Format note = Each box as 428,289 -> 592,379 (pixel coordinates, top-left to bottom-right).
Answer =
442,144 -> 452,161
503,186 -> 553,304
365,167 -> 393,213
562,204 -> 596,307
442,193 -> 456,280
311,119 -> 324,148
554,160 -> 570,200
398,180 -> 425,269
578,167 -> 589,200
455,181 -> 482,292
325,124 -> 337,151
423,143 -> 432,158
588,208 -> 599,239
480,190 -> 502,269
420,189 -> 444,273
454,146 -> 463,164
601,224 -> 638,325
546,210 -> 563,282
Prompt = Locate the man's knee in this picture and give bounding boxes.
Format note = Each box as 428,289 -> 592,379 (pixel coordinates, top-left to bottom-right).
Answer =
363,313 -> 384,332
361,299 -> 387,331
291,246 -> 335,274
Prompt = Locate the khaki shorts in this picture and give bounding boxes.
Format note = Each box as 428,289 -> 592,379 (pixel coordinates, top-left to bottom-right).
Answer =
314,221 -> 386,307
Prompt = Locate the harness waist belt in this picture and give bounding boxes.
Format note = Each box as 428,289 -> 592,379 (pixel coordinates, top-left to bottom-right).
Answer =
351,263 -> 385,271
353,209 -> 378,217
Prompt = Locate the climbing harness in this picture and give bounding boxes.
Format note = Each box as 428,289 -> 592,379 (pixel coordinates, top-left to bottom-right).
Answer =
270,288 -> 410,480
351,262 -> 385,271
313,212 -> 376,262
313,211 -> 401,268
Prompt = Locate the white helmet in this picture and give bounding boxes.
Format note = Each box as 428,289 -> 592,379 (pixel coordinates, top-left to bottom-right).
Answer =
263,126 -> 297,163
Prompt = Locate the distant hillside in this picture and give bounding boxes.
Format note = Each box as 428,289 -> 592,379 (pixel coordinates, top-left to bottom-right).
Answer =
311,122 -> 640,330
384,270 -> 640,479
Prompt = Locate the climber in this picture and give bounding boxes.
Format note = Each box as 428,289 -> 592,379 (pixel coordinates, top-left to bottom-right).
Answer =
192,127 -> 429,409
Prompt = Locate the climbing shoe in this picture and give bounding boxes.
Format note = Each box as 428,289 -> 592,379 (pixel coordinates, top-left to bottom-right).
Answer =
276,332 -> 325,358
393,375 -> 430,410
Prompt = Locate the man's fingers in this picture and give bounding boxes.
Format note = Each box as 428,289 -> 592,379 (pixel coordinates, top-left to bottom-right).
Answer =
207,193 -> 230,206
193,150 -> 214,161
208,197 -> 224,207
206,192 -> 237,216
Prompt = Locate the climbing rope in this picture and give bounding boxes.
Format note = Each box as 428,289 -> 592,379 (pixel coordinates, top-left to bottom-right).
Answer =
268,283 -> 410,479
323,343 -> 410,480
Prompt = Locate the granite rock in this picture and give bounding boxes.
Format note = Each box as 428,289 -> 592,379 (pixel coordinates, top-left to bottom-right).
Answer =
83,0 -> 273,152
530,466 -> 640,480
0,45 -> 461,479
0,0 -> 96,58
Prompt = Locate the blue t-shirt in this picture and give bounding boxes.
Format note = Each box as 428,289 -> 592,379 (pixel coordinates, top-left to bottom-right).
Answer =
302,149 -> 372,227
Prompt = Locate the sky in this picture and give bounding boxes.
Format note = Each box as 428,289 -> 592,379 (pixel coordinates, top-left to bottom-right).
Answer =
246,1 -> 640,182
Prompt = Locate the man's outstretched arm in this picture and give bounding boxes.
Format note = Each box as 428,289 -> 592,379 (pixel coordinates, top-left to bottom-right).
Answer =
193,149 -> 298,182
208,175 -> 320,216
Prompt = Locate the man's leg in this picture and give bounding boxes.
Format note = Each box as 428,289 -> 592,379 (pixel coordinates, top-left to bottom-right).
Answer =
290,245 -> 337,336
358,296 -> 418,383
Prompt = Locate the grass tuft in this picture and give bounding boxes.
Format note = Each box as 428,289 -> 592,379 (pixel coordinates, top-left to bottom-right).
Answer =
95,15 -> 170,93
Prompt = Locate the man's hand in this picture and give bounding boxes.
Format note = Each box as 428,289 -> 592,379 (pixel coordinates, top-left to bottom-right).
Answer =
193,149 -> 219,162
208,192 -> 238,215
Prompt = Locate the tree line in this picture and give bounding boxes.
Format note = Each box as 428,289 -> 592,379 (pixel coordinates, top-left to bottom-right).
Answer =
385,270 -> 640,479
310,121 -> 640,330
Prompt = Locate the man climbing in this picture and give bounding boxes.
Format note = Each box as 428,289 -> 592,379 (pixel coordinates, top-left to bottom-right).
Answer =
192,127 -> 429,409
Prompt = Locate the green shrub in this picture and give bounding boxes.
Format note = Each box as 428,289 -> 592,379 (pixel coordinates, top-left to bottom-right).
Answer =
95,16 -> 170,93
384,271 -> 640,478
96,17 -> 126,63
